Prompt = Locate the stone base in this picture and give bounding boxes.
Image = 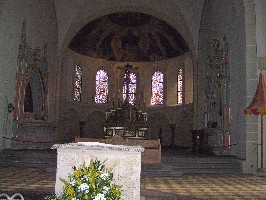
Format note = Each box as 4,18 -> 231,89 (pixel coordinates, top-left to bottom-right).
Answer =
11,122 -> 55,149
254,168 -> 266,176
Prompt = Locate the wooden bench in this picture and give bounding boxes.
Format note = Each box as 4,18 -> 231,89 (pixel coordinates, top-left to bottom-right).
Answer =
75,135 -> 161,164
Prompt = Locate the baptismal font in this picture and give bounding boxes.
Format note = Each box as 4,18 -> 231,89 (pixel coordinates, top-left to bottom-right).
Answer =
104,64 -> 149,139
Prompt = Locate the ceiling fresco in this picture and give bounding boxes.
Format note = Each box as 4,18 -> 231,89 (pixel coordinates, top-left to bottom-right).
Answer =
69,12 -> 189,62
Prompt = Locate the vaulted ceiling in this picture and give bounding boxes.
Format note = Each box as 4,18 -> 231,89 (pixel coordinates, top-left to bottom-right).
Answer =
69,12 -> 189,62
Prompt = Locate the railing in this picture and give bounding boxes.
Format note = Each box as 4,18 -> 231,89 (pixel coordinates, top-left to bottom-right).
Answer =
0,193 -> 24,200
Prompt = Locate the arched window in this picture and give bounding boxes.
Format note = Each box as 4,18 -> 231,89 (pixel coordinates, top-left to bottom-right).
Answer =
74,65 -> 82,101
123,72 -> 137,105
151,71 -> 164,105
177,69 -> 183,105
95,70 -> 109,104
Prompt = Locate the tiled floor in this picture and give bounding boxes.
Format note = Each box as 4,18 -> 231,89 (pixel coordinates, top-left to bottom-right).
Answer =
1,167 -> 266,199
143,174 -> 266,199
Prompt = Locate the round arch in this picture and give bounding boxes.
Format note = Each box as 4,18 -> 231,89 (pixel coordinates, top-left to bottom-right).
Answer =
84,111 -> 106,138
59,0 -> 196,61
148,112 -> 171,146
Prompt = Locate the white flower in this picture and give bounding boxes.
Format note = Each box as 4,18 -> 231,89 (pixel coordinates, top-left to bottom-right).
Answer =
82,175 -> 89,181
94,193 -> 106,200
78,183 -> 89,192
102,186 -> 109,194
97,164 -> 103,171
70,180 -> 76,186
103,186 -> 109,191
100,172 -> 109,180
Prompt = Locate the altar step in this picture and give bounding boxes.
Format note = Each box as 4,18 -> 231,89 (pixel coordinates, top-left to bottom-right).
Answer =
142,156 -> 242,177
0,149 -> 57,172
141,164 -> 184,177
9,140 -> 56,149
0,149 -> 242,175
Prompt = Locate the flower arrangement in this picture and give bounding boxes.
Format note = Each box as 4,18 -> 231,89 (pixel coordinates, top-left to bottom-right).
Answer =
45,159 -> 123,200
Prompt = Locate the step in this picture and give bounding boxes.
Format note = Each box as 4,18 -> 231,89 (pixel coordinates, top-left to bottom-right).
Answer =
142,156 -> 242,175
0,149 -> 242,175
0,149 -> 57,171
141,164 -> 184,177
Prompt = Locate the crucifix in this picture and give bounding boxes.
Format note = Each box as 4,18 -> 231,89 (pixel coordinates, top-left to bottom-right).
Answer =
124,63 -> 132,105
118,63 -> 138,106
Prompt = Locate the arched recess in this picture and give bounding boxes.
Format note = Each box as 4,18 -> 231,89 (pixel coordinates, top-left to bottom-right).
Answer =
84,111 -> 106,138
24,82 -> 33,112
148,112 -> 171,146
26,69 -> 45,114
58,108 -> 79,141
175,108 -> 194,147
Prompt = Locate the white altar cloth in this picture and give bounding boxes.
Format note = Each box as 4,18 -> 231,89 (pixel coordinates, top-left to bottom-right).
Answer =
53,142 -> 144,200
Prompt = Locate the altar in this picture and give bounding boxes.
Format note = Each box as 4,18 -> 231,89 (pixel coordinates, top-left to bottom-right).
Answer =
104,105 -> 149,138
104,63 -> 149,139
53,142 -> 144,200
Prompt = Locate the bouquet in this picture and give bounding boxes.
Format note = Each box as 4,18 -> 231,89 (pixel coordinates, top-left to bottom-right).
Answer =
46,159 -> 123,200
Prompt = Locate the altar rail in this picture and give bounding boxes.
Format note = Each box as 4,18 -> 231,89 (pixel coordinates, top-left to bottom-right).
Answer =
75,136 -> 161,164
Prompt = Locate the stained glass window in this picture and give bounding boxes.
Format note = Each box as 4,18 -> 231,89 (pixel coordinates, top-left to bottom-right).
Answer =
177,69 -> 183,105
123,72 -> 137,105
151,71 -> 164,105
74,65 -> 82,101
95,70 -> 108,104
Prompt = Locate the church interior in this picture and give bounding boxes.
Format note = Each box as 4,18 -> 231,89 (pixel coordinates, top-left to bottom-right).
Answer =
1,0 -> 266,199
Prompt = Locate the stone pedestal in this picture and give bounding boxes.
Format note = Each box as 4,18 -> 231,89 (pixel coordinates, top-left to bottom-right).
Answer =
11,122 -> 55,149
54,142 -> 144,200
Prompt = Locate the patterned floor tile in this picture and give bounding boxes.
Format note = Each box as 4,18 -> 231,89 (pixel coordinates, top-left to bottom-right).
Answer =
143,174 -> 266,199
1,167 -> 266,199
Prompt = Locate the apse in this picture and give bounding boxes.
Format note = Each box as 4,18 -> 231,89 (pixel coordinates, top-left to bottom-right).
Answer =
69,12 -> 189,62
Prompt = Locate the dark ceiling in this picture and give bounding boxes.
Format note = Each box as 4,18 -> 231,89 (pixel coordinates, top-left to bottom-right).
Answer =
69,12 -> 189,62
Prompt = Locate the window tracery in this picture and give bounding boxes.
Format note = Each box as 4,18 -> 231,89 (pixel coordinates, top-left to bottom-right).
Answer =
151,71 -> 164,105
95,70 -> 109,104
74,65 -> 82,101
123,72 -> 137,105
177,69 -> 183,105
